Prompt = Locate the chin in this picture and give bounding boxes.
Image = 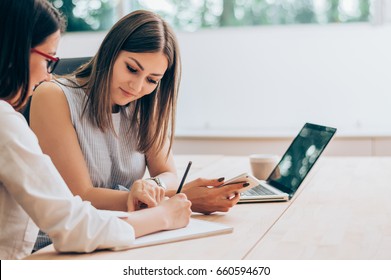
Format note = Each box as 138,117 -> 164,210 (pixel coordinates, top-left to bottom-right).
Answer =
118,100 -> 130,106
114,101 -> 132,108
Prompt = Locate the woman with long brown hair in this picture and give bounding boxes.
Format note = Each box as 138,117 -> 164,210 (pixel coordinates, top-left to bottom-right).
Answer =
30,9 -> 245,249
31,9 -> 244,215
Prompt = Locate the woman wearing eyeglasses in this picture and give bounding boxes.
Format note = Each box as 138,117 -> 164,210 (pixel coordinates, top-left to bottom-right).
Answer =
0,0 -> 192,260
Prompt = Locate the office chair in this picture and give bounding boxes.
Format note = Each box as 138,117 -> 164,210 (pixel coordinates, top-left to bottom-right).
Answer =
51,57 -> 92,75
22,57 -> 92,124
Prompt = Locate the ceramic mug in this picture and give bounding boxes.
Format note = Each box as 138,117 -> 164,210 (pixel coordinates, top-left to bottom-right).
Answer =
249,154 -> 279,180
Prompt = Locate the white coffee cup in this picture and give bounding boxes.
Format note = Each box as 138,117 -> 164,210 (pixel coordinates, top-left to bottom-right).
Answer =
249,154 -> 279,180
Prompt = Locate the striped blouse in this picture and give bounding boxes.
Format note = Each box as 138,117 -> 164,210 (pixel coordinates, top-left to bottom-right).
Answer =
55,78 -> 146,190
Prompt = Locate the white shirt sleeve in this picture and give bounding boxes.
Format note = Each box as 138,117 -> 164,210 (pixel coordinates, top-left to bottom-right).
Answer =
0,102 -> 135,254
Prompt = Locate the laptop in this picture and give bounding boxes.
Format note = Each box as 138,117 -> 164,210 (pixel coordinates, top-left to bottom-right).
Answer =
239,123 -> 336,203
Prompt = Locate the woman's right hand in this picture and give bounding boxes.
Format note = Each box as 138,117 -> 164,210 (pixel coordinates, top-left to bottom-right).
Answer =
127,179 -> 166,212
124,193 -> 192,237
159,193 -> 192,230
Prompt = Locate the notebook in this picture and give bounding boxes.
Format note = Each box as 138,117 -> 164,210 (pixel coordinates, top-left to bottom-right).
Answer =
128,218 -> 232,249
239,123 -> 336,203
99,210 -> 233,249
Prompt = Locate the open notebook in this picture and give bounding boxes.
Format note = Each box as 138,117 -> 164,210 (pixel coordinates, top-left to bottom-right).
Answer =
99,210 -> 233,249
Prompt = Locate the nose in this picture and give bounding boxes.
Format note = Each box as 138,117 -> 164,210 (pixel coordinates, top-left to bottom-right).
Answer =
129,77 -> 143,93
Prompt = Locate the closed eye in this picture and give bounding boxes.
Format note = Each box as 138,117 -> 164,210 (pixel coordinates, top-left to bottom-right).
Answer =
148,78 -> 158,85
127,64 -> 137,73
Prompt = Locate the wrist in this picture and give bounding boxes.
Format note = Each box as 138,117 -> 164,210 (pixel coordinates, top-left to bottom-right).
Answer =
164,189 -> 176,197
145,176 -> 167,190
152,204 -> 170,230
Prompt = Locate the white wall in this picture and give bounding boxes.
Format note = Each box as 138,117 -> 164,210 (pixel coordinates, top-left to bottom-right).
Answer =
58,23 -> 391,138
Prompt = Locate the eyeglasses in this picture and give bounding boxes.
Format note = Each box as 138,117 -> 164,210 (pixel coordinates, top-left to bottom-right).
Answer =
31,48 -> 60,74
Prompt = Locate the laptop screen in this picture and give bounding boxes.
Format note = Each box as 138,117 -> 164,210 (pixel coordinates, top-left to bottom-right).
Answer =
267,123 -> 336,197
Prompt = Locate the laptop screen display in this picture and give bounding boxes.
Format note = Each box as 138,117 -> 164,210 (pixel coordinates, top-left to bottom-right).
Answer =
267,123 -> 336,197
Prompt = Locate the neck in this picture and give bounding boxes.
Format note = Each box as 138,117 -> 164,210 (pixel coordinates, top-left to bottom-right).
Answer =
112,104 -> 120,114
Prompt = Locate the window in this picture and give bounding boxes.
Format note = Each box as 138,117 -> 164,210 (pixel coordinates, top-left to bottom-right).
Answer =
50,0 -> 379,32
50,0 -> 117,31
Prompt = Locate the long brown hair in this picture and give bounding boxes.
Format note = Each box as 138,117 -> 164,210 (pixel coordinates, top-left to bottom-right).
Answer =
73,10 -> 181,156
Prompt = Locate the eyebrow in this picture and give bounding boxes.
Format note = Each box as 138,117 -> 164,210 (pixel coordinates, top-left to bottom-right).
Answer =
128,57 -> 164,77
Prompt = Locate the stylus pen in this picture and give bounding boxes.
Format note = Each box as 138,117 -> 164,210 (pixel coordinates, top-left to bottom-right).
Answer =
176,161 -> 192,194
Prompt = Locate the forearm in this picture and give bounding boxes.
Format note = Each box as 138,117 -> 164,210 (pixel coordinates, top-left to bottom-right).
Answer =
165,189 -> 177,197
149,171 -> 179,190
146,144 -> 178,190
82,187 -> 129,211
124,207 -> 168,237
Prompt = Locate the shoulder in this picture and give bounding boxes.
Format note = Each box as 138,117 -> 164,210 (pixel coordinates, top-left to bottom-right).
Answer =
0,101 -> 37,147
33,78 -> 81,101
30,81 -> 72,122
0,101 -> 28,131
32,81 -> 65,104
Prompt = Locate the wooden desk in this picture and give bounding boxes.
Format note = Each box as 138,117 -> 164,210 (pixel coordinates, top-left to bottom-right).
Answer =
246,157 -> 391,259
25,156 -> 391,260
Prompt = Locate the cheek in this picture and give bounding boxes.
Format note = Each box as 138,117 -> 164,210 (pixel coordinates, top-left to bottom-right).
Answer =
29,59 -> 47,85
144,83 -> 159,94
139,87 -> 155,98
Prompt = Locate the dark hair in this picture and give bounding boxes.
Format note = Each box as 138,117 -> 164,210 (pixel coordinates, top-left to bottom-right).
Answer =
74,10 -> 181,156
0,0 -> 65,111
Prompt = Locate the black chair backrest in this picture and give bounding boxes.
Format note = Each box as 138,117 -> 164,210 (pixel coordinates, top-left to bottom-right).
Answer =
22,57 -> 92,124
53,57 -> 92,75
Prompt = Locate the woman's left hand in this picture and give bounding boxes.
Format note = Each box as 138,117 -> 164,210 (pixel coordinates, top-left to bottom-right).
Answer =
182,178 -> 243,215
127,179 -> 166,211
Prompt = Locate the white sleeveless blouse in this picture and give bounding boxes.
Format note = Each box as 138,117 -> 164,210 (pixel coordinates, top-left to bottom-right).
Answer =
54,78 -> 146,189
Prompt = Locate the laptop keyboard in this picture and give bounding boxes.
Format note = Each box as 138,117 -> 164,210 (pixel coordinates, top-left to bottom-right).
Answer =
242,184 -> 276,196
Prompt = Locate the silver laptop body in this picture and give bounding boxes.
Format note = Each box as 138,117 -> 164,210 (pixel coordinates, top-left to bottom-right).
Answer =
239,123 -> 336,203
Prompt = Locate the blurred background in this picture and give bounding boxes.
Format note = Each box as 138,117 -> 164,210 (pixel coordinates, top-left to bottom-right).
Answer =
49,0 -> 377,32
50,0 -> 391,156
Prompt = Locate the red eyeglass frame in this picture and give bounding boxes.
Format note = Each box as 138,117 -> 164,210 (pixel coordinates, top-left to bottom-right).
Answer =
31,48 -> 60,73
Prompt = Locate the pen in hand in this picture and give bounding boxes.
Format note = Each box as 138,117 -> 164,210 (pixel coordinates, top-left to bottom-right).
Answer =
176,161 -> 192,194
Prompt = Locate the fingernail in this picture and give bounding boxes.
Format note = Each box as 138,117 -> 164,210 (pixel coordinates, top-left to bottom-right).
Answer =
243,183 -> 250,187
218,177 -> 225,182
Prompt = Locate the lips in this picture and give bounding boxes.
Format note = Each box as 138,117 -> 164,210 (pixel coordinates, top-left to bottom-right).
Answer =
120,87 -> 137,98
